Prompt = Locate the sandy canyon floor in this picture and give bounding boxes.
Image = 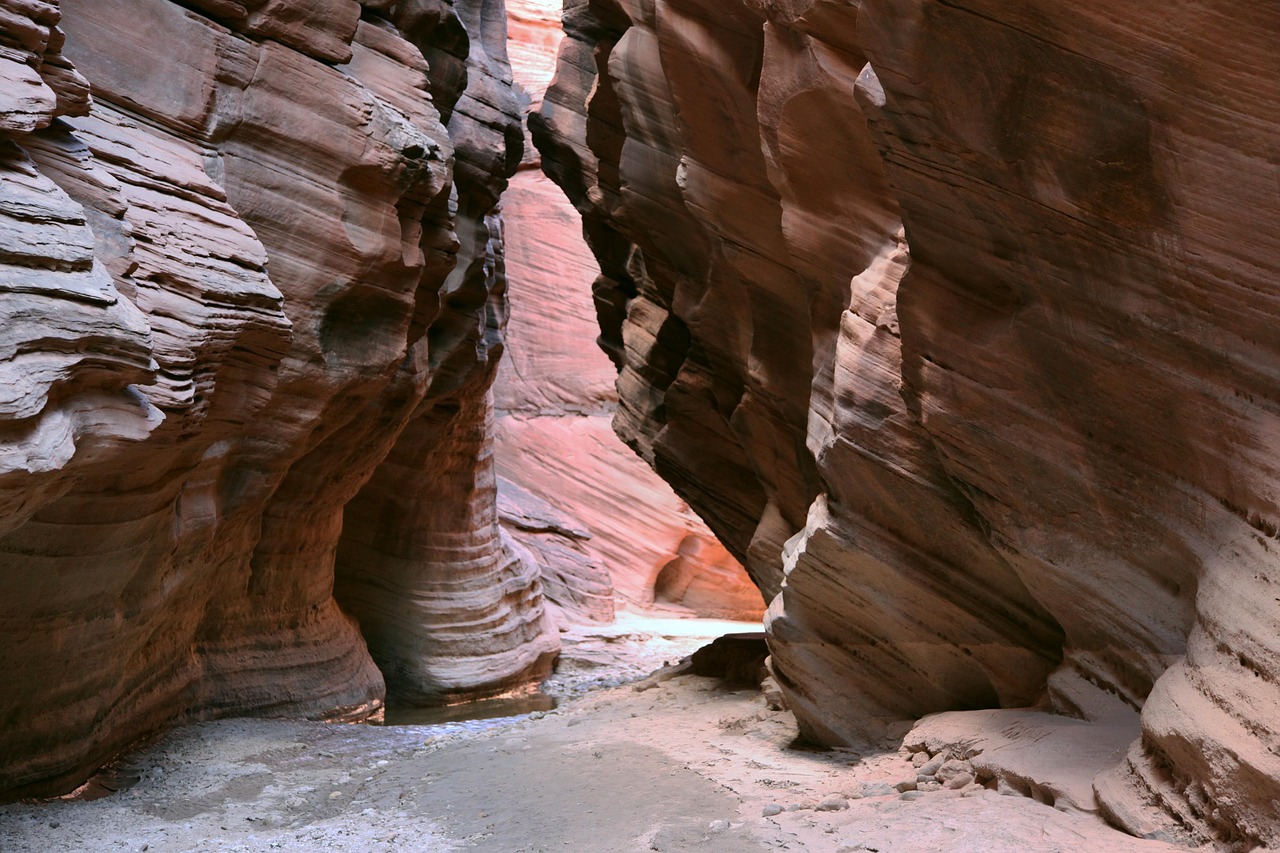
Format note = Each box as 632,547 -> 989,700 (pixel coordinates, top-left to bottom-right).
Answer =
0,615 -> 1183,853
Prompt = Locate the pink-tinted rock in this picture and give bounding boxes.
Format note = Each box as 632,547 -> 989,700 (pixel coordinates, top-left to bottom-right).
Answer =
493,168 -> 615,416
498,476 -> 615,625
495,0 -> 763,623
506,0 -> 563,111
495,414 -> 762,619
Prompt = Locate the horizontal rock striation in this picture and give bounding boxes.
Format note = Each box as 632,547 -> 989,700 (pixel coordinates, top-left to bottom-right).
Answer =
331,0 -> 559,707
494,0 -> 762,623
536,0 -> 1063,741
538,0 -> 1280,846
0,0 -> 556,798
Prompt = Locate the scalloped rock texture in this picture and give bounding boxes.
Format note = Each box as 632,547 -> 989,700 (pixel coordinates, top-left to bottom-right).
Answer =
0,0 -> 558,799
493,0 -> 763,624
536,0 -> 1280,848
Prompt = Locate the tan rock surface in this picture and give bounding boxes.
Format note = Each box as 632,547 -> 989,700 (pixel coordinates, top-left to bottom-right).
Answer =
0,0 -> 556,799
903,708 -> 1142,815
538,0 -> 1280,846
331,0 -> 561,706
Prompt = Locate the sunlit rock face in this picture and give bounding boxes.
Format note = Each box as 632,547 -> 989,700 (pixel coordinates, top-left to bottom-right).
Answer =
0,0 -> 556,799
494,0 -> 763,623
538,0 -> 1280,846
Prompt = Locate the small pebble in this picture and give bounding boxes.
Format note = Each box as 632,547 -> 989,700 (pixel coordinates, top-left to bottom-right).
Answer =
709,820 -> 729,832
935,759 -> 972,783
918,754 -> 946,777
816,795 -> 849,812
997,778 -> 1022,797
918,781 -> 942,792
899,790 -> 926,801
785,804 -> 805,812
761,803 -> 783,817
893,779 -> 917,793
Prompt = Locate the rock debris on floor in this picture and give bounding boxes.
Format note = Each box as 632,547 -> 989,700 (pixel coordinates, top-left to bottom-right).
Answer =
0,617 -> 1185,852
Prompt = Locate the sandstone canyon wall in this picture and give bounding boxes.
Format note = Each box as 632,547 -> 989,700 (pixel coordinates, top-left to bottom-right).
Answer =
0,0 -> 559,799
537,0 -> 1280,847
494,0 -> 763,623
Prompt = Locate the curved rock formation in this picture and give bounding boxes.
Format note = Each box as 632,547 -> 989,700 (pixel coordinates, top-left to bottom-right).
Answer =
0,0 -> 556,799
494,0 -> 762,623
537,0 -> 1280,846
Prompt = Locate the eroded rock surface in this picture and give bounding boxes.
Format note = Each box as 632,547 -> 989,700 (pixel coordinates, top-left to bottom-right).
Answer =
494,0 -> 763,622
0,0 -> 557,798
538,0 -> 1280,847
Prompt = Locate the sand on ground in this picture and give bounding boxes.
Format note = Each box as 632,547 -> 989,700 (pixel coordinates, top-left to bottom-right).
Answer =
0,614 -> 1184,852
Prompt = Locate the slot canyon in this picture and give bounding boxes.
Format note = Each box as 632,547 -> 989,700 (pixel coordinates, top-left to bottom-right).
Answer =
0,0 -> 1277,851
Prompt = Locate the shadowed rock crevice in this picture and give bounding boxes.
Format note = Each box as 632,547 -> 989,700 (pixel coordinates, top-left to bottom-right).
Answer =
494,0 -> 764,628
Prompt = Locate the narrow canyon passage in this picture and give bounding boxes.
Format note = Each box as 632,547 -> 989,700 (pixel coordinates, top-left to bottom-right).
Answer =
0,0 -> 1278,851
0,614 -> 1181,853
493,0 -> 764,629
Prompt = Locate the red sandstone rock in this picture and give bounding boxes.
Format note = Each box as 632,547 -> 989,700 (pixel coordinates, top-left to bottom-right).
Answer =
494,0 -> 763,623
537,0 -> 1060,742
0,0 -> 556,799
498,476 -> 615,625
538,0 -> 1280,846
857,2 -> 1280,844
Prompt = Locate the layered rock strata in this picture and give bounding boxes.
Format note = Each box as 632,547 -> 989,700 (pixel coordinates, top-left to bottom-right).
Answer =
0,0 -> 556,799
494,0 -> 763,622
538,0 -> 1280,847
